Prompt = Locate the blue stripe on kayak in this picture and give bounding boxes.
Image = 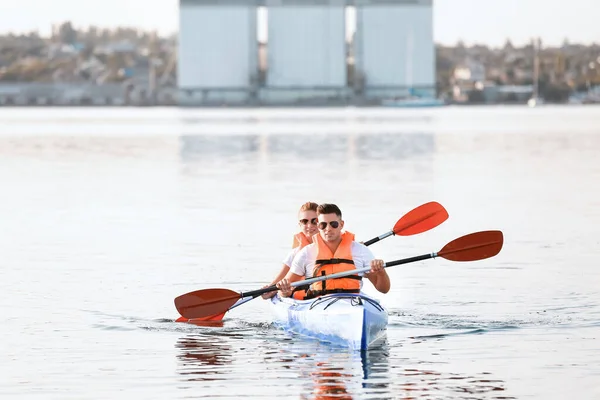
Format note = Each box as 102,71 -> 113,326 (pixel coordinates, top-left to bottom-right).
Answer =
361,307 -> 367,350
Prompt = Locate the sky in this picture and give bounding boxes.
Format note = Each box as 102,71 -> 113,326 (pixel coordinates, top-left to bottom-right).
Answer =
0,0 -> 598,47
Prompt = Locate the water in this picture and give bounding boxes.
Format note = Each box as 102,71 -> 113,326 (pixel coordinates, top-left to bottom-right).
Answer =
1,106 -> 599,399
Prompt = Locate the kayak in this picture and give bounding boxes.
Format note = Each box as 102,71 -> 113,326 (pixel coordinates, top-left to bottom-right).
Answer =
270,292 -> 388,350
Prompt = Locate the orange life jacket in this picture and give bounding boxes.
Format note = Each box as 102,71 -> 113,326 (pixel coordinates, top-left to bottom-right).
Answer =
292,231 -> 361,300
292,232 -> 311,249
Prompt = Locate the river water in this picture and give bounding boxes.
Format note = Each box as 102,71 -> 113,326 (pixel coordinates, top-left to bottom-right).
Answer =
1,106 -> 599,399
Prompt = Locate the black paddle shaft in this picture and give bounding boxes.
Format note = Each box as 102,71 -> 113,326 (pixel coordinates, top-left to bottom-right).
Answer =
363,231 -> 394,246
243,231 -> 393,297
385,253 -> 435,267
241,252 -> 437,298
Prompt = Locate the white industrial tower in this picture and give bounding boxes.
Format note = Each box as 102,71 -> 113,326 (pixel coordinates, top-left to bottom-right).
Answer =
178,0 -> 435,105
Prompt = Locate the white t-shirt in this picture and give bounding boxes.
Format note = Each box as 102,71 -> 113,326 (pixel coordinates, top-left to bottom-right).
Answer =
290,242 -> 375,286
282,247 -> 300,267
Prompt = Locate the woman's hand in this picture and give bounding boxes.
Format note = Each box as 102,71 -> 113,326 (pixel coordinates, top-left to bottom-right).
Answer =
260,284 -> 278,299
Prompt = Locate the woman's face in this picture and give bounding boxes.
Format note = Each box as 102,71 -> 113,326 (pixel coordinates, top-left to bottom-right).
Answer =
298,210 -> 319,237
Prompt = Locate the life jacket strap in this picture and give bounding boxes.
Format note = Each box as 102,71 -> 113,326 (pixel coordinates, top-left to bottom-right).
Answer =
315,258 -> 355,266
304,288 -> 361,300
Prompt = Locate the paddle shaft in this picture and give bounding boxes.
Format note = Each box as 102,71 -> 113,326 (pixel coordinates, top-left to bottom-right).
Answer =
229,296 -> 254,310
362,230 -> 394,246
194,228 -> 405,314
175,230 -> 502,320
174,202 -> 451,320
229,202 -> 447,302
240,252 -> 437,298
241,230 -> 398,299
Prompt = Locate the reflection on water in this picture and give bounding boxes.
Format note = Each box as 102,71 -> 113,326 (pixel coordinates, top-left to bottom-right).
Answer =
309,363 -> 353,400
267,134 -> 350,163
361,345 -> 391,393
179,132 -> 435,163
0,135 -> 178,161
176,334 -> 233,382
437,130 -> 600,155
354,133 -> 435,161
387,369 -> 513,399
179,134 -> 261,161
249,339 -> 511,399
3,107 -> 599,399
172,315 -> 513,398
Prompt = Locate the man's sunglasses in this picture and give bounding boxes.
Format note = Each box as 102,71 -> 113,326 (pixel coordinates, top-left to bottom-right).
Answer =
299,218 -> 318,225
318,221 -> 340,230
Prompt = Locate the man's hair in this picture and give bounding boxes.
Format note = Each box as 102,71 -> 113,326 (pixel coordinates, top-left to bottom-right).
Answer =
299,202 -> 319,213
317,203 -> 342,219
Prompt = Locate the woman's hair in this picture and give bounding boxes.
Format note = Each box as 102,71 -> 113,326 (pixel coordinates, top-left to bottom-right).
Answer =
299,202 -> 319,213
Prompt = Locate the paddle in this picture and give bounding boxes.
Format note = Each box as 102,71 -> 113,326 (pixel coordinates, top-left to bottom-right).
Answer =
363,201 -> 449,245
174,230 -> 503,320
176,201 -> 448,322
175,296 -> 253,322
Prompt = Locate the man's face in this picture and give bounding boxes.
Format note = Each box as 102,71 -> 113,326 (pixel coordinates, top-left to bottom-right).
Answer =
298,210 -> 319,237
317,213 -> 344,242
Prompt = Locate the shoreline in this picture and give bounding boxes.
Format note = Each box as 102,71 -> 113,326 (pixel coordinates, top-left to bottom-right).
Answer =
0,103 -> 597,108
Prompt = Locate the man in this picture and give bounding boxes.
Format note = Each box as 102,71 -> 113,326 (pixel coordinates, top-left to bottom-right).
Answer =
276,203 -> 390,298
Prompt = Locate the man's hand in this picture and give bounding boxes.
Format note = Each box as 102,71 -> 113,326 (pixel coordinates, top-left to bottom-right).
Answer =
276,278 -> 293,298
365,259 -> 385,276
365,259 -> 390,294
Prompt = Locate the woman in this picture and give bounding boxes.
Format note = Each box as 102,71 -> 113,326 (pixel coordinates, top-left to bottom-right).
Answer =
261,201 -> 319,299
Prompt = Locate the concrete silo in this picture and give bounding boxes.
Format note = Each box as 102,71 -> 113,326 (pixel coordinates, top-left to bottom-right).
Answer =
353,0 -> 435,100
262,0 -> 348,104
178,0 -> 258,105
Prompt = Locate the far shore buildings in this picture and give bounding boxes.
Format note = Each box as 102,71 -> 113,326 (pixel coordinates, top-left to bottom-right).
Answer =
177,0 -> 436,106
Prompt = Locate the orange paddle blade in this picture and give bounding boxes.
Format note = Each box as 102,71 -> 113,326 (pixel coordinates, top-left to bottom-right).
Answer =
174,288 -> 240,320
175,312 -> 226,323
393,201 -> 449,236
438,230 -> 503,262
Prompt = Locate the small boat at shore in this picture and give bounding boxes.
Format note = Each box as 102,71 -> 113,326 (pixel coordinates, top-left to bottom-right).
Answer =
270,292 -> 388,350
381,97 -> 446,108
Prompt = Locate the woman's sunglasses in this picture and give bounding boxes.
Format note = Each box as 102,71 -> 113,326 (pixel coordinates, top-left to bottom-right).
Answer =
299,218 -> 318,225
318,221 -> 340,230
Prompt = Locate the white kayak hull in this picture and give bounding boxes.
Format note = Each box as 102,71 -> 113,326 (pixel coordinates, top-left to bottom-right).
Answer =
270,293 -> 388,350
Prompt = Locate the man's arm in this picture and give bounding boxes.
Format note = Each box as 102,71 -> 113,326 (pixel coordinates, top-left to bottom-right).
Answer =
365,259 -> 391,294
356,243 -> 391,294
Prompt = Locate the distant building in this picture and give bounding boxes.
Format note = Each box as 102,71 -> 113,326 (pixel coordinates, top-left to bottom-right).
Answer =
177,0 -> 436,106
354,0 -> 435,100
178,0 -> 259,106
453,59 -> 486,83
451,58 -> 486,102
262,0 -> 348,104
94,41 -> 137,55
